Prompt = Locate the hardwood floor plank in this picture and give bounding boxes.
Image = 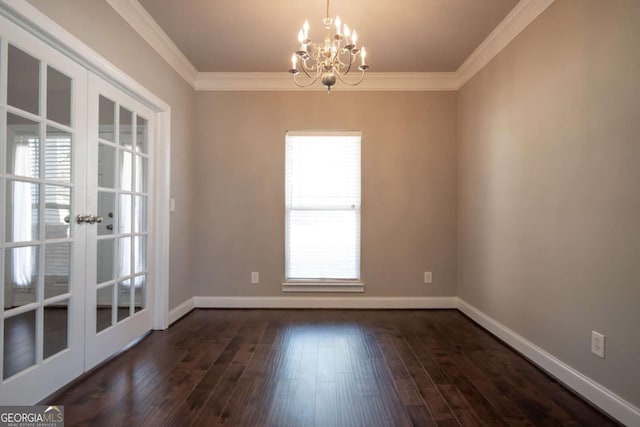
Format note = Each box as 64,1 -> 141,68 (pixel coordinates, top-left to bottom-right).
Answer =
391,329 -> 458,422
405,404 -> 438,427
193,320 -> 268,425
427,323 -> 526,418
437,383 -> 483,427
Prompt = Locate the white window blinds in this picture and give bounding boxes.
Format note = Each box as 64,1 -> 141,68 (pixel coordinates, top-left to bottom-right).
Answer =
285,132 -> 361,280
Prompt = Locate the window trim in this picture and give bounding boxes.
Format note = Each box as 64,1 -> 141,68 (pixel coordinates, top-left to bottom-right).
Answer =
283,130 -> 363,291
281,281 -> 364,293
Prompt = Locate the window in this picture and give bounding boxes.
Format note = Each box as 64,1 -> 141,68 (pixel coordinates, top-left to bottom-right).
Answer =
285,131 -> 361,283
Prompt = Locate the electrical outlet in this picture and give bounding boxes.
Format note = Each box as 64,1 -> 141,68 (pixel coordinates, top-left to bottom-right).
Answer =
251,272 -> 259,284
424,272 -> 432,284
591,331 -> 605,358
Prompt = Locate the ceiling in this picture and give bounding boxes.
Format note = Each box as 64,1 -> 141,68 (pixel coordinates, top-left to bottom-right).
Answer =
137,0 -> 520,73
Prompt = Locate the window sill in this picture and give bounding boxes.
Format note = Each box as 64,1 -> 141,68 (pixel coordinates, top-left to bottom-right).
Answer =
281,281 -> 364,293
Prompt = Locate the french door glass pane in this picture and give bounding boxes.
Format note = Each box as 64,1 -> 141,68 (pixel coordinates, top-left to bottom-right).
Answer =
136,117 -> 148,154
118,194 -> 132,233
5,180 -> 40,243
134,235 -> 146,273
119,106 -> 133,147
134,275 -> 146,313
98,95 -> 115,142
3,310 -> 36,379
117,237 -> 131,278
119,150 -> 133,191
45,185 -> 71,239
6,113 -> 40,178
134,196 -> 147,233
96,285 -> 114,333
4,246 -> 39,308
135,155 -> 147,193
98,144 -> 116,188
46,66 -> 72,126
43,300 -> 69,359
97,191 -> 115,235
97,239 -> 115,284
7,45 -> 40,115
45,243 -> 70,298
117,281 -> 130,322
45,127 -> 72,182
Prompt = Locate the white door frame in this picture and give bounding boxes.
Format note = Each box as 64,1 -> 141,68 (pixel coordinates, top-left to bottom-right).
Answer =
0,0 -> 171,330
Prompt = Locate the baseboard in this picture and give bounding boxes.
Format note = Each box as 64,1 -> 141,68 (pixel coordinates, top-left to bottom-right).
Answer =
194,296 -> 457,309
456,298 -> 640,427
168,297 -> 196,325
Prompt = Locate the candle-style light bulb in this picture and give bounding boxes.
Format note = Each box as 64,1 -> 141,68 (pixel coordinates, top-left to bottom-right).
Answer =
344,24 -> 351,38
360,47 -> 367,65
291,53 -> 297,70
351,30 -> 358,46
303,20 -> 310,39
335,16 -> 342,35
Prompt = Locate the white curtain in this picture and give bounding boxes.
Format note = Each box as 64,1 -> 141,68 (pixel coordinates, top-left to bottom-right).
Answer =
12,144 -> 35,286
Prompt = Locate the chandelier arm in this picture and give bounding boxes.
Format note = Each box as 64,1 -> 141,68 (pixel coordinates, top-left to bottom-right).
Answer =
293,72 -> 320,88
343,51 -> 354,75
336,69 -> 366,86
300,61 -> 316,79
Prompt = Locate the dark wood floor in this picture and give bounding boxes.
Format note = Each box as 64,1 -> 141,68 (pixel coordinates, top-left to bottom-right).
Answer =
47,309 -> 618,426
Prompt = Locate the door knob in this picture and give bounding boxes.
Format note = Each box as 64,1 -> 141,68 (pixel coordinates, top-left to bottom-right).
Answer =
76,214 -> 104,224
76,214 -> 91,224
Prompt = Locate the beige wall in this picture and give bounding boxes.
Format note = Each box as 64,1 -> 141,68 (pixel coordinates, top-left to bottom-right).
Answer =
194,91 -> 457,297
457,0 -> 640,408
27,0 -> 196,309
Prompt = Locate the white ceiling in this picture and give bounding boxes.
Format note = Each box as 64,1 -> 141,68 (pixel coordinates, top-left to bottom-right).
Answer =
137,0 -> 519,73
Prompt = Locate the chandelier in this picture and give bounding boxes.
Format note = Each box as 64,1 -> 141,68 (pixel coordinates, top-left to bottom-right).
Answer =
289,0 -> 369,92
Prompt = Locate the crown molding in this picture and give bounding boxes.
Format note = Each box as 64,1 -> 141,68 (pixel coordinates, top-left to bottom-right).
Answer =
457,0 -> 555,87
105,0 -> 198,88
194,72 -> 458,91
106,0 -> 555,91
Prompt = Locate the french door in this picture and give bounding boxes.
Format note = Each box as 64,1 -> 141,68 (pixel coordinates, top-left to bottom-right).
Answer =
84,74 -> 154,370
0,14 -> 154,404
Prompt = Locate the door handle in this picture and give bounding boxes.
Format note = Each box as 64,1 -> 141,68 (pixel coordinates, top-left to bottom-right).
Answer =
76,214 -> 104,224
